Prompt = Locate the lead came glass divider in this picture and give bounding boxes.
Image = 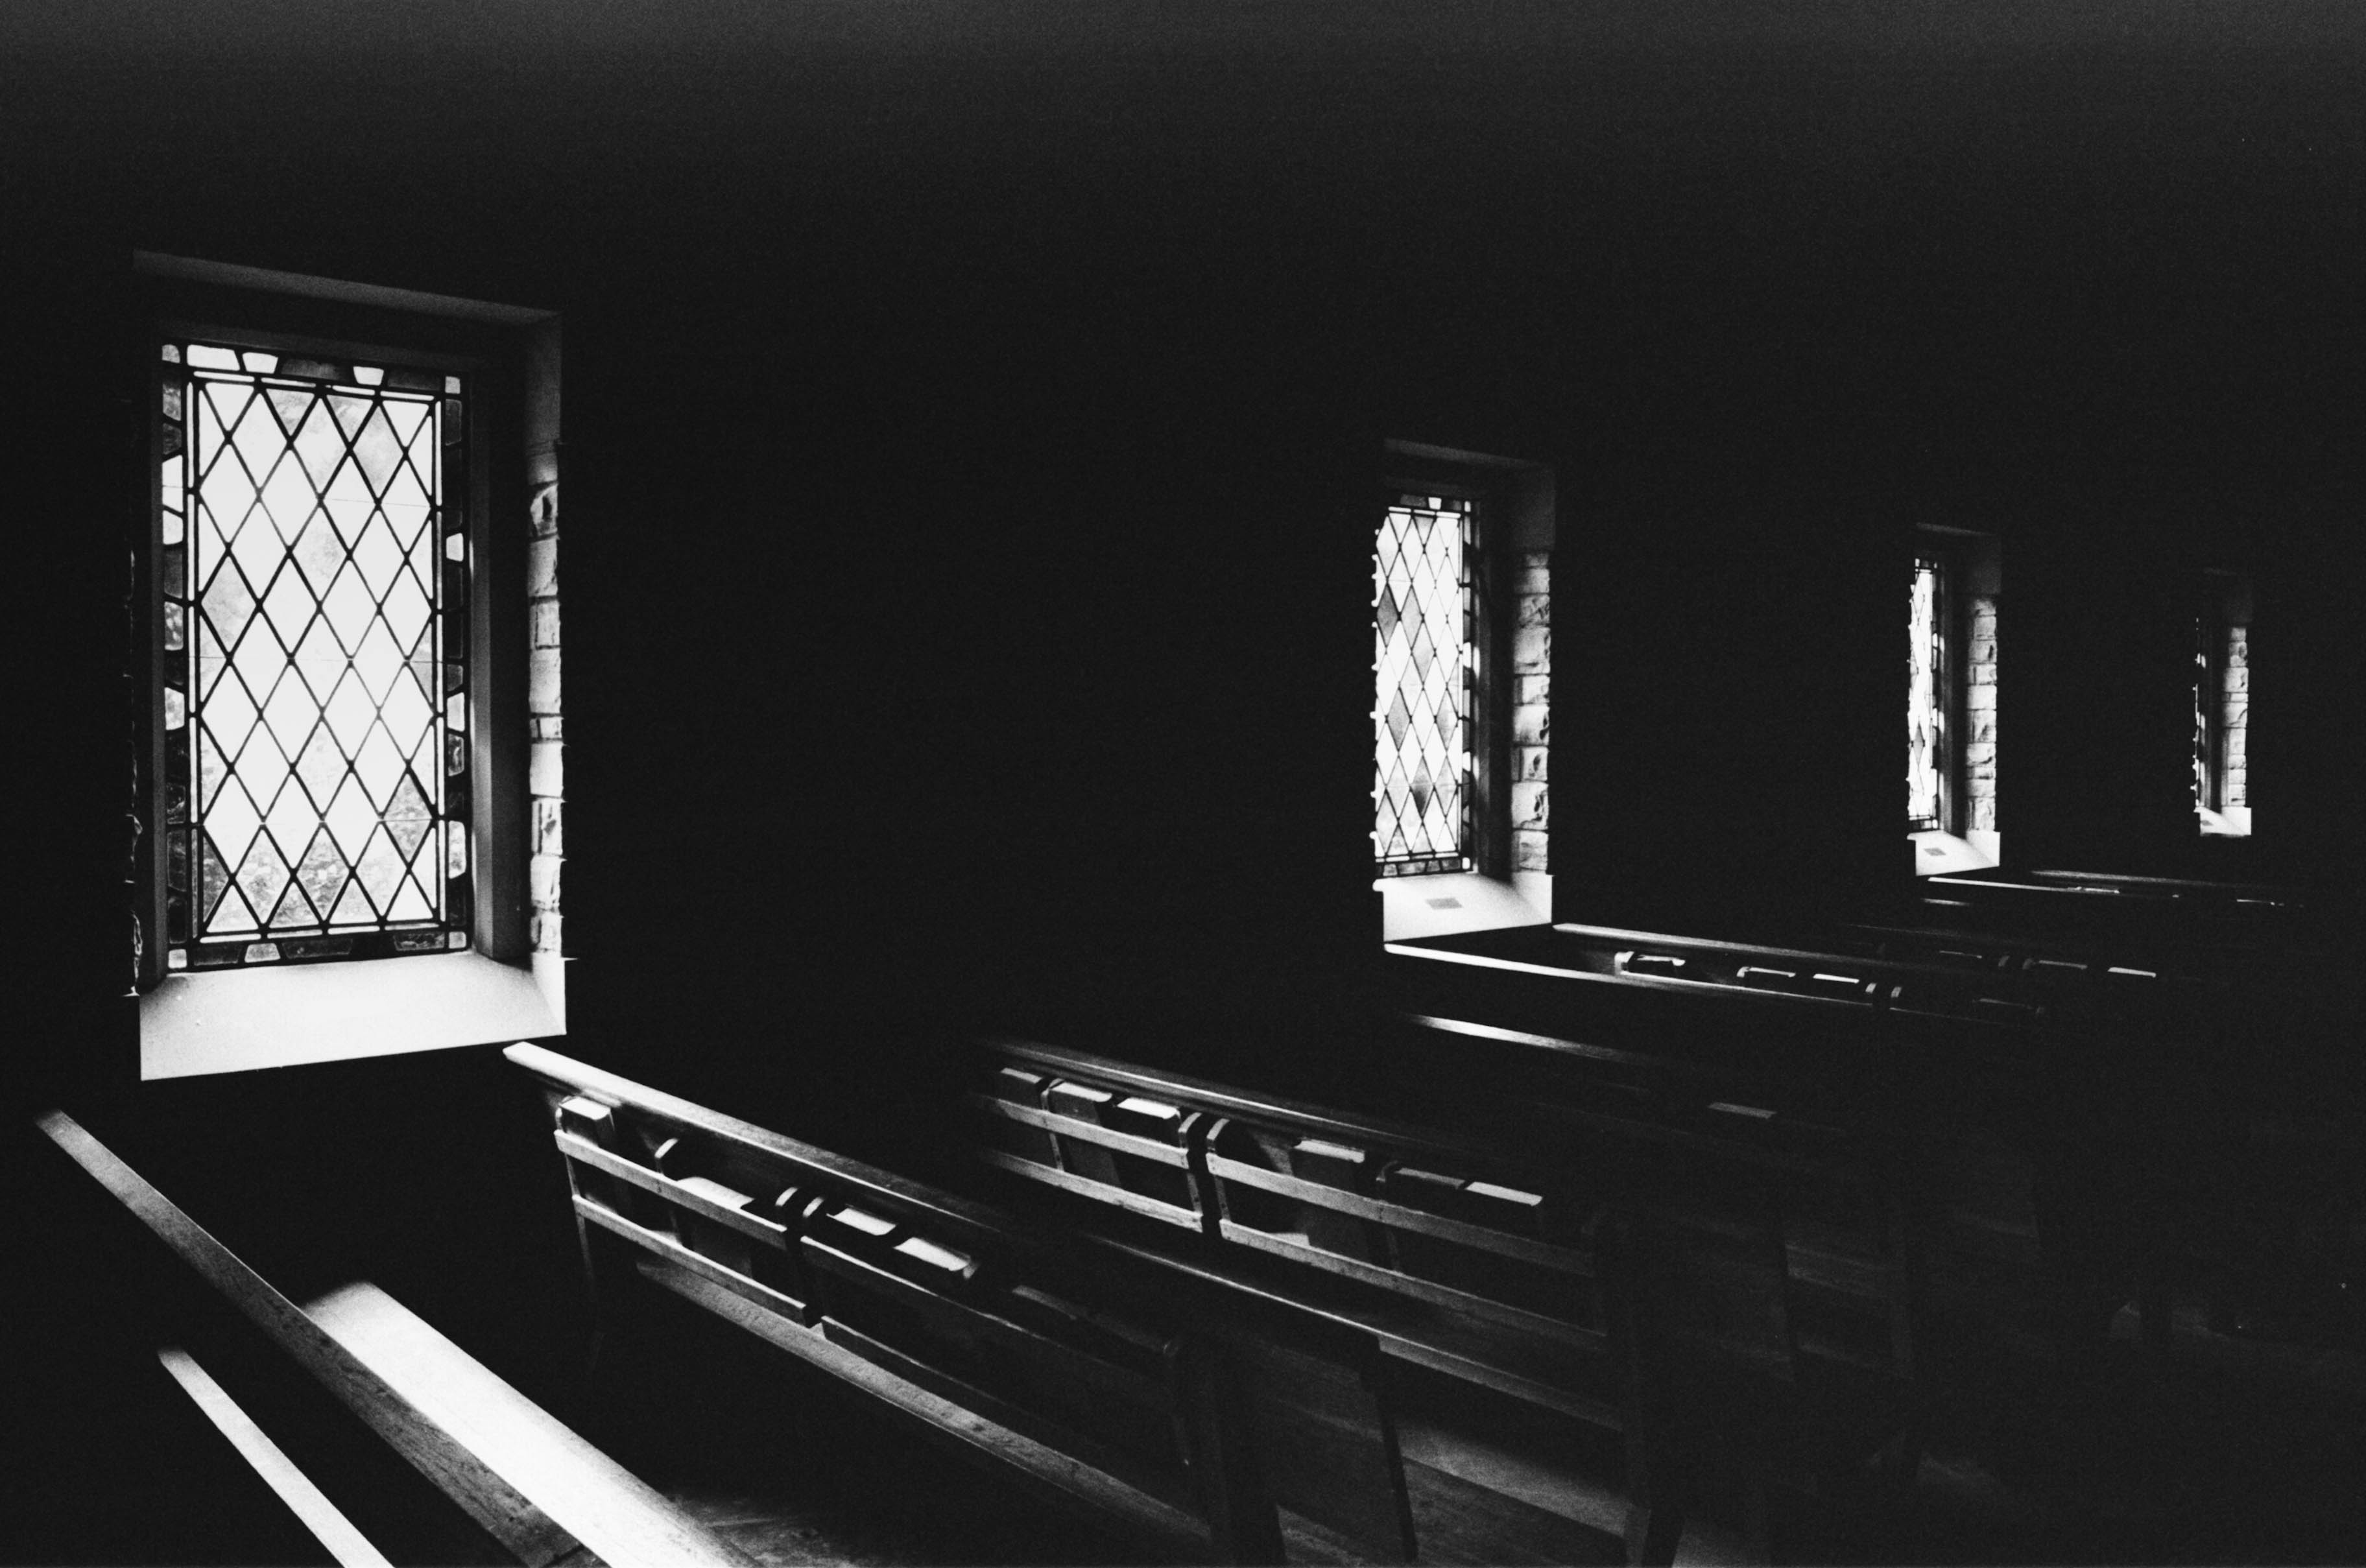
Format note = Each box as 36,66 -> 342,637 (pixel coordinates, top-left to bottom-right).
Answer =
161,339 -> 470,970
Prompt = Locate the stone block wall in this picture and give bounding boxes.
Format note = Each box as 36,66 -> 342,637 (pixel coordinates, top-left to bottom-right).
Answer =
1511,551 -> 1551,872
527,460 -> 563,960
1964,593 -> 1999,833
2220,624 -> 2247,807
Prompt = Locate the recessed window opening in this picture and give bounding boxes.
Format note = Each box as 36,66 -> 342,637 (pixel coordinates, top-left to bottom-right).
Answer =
2194,569 -> 2252,838
1906,554 -> 1947,833
160,336 -> 472,969
132,251 -> 562,1080
1907,528 -> 2001,875
1371,443 -> 1553,940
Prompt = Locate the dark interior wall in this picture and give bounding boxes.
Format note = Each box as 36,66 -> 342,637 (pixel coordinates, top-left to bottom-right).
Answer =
11,1 -> 2366,1121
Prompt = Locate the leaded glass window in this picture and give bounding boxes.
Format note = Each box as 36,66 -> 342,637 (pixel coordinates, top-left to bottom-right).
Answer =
158,339 -> 471,969
1375,494 -> 1479,876
1906,554 -> 1944,830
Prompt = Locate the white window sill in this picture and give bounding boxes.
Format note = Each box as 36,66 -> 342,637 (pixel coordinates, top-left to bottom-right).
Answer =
139,951 -> 565,1081
1910,828 -> 2001,877
1376,871 -> 1552,942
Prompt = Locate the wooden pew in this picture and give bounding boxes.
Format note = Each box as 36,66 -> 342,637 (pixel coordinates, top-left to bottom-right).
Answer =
1852,880 -> 2366,1355
969,1036 -> 1928,1565
974,1040 -> 1636,1409
507,1042 -> 1417,1565
1379,921 -> 2123,1375
989,1045 -> 1651,1565
1386,897 -> 2366,1402
35,1108 -> 752,1568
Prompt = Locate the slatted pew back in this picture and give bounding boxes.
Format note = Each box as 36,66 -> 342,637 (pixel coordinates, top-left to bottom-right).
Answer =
512,1046 -> 1225,1538
983,1058 -> 1467,1557
1384,908 -> 2352,1390
1381,925 -> 2090,1368
979,1062 -> 1210,1233
976,1037 -> 1634,1423
514,1045 -> 1463,1564
974,1036 -> 1933,1562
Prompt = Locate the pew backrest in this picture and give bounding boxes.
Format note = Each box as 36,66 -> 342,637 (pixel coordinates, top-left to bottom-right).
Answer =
507,1046 -> 1223,1526
974,1035 -> 1925,1469
972,1038 -> 1639,1442
508,1042 -> 1424,1565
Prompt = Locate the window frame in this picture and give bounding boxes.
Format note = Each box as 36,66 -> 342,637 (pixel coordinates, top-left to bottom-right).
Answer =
2193,567 -> 2253,837
130,253 -> 561,1078
1374,440 -> 1554,940
150,322 -> 488,970
1906,525 -> 2002,875
1374,480 -> 1500,880
1906,548 -> 1955,836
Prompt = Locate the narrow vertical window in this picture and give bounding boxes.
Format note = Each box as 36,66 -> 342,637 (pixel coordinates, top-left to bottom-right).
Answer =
2194,570 -> 2251,837
160,339 -> 471,968
1906,554 -> 1946,831
1375,494 -> 1480,876
2193,617 -> 2216,813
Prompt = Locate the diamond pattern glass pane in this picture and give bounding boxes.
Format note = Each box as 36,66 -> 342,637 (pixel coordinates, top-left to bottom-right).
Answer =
164,339 -> 470,966
1374,496 -> 1477,875
1907,557 -> 1943,830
